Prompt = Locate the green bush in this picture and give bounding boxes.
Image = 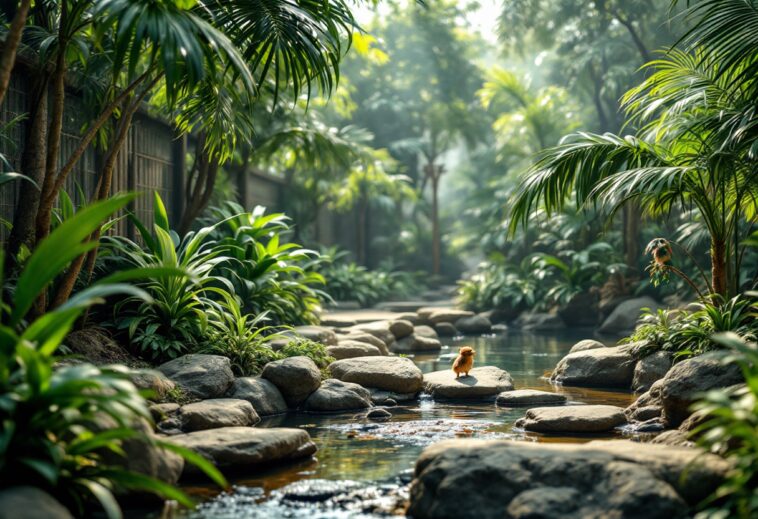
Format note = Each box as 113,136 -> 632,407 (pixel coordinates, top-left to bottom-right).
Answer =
278,337 -> 336,377
458,255 -> 541,313
0,194 -> 225,518
691,333 -> 757,519
625,296 -> 757,360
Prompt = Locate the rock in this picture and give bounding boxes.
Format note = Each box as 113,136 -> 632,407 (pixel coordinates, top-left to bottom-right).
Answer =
329,356 -> 423,393
366,408 -> 392,421
392,334 -> 442,353
414,325 -> 439,339
290,325 -> 338,346
389,319 -> 414,339
0,487 -> 73,519
150,402 -> 180,421
550,344 -> 637,388
495,389 -> 567,407
327,341 -> 383,359
341,332 -> 389,355
598,296 -> 663,334
515,405 -> 626,433
319,317 -> 357,328
178,399 -> 260,431
129,369 -> 175,400
629,417 -> 666,433
423,366 -> 514,399
303,379 -> 372,412
396,312 -> 420,325
349,321 -> 395,347
433,322 -> 458,337
427,308 -> 474,325
370,389 -> 418,405
158,354 -> 234,400
227,377 -> 288,416
652,430 -> 695,448
492,323 -> 508,333
409,439 -> 728,518
455,314 -> 492,334
514,311 -> 565,330
632,351 -> 673,393
262,356 -> 322,407
169,427 -> 317,476
628,405 -> 663,422
558,290 -> 600,327
624,380 -> 664,422
568,339 -> 605,353
658,354 -> 743,427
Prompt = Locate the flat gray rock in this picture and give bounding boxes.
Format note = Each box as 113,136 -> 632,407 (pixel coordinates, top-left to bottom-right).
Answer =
329,356 -> 423,393
303,379 -> 372,412
515,404 -> 626,433
227,377 -> 288,416
178,398 -> 260,431
328,340 -> 383,360
414,325 -> 439,339
348,321 -> 395,347
158,354 -> 234,399
290,325 -> 338,345
341,332 -> 389,354
427,308 -> 474,325
170,427 -> 317,476
496,389 -> 567,407
424,366 -> 514,399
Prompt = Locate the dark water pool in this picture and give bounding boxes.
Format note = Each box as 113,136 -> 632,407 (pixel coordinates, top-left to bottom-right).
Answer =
184,330 -> 635,518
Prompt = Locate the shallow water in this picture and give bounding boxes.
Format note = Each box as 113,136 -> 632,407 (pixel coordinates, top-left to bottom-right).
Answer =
184,329 -> 635,517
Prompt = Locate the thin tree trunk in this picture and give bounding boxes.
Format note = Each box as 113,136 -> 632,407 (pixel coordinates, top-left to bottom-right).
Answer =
179,136 -> 220,235
710,237 -> 727,297
7,73 -> 47,263
0,0 -> 32,107
623,204 -> 641,271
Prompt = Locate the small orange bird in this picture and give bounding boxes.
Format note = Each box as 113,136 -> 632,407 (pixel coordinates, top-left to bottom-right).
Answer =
453,346 -> 475,378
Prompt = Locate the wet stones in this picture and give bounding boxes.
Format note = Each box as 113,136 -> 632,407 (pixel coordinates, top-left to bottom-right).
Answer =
262,356 -> 322,407
327,340 -> 384,360
550,345 -> 637,388
226,377 -> 288,416
515,404 -> 626,433
303,379 -> 372,413
178,398 -> 260,432
423,366 -> 514,399
495,389 -> 567,407
158,354 -> 234,399
329,356 -> 424,394
392,334 -> 442,353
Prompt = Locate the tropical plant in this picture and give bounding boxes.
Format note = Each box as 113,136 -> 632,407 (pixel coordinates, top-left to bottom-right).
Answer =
691,332 -> 757,519
0,193 -> 226,518
278,337 -> 335,379
106,194 -> 234,361
458,255 -> 543,315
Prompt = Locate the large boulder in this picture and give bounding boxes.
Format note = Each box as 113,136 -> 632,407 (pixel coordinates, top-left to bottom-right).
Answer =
392,334 -> 442,353
433,322 -> 458,337
227,377 -> 288,416
414,325 -> 440,339
158,354 -> 234,399
408,439 -> 728,519
513,311 -> 565,331
290,325 -> 338,346
329,356 -> 423,394
496,389 -> 567,407
129,369 -> 175,400
423,366 -> 514,399
0,487 -> 73,519
558,290 -> 600,327
515,405 -> 626,433
303,378 -> 372,412
632,351 -> 673,393
262,356 -> 322,407
550,344 -> 637,388
569,339 -> 605,354
389,319 -> 414,340
454,314 -> 492,334
169,427 -> 317,477
327,340 -> 383,360
658,354 -> 743,426
178,399 -> 260,432
427,309 -> 474,325
598,296 -> 663,334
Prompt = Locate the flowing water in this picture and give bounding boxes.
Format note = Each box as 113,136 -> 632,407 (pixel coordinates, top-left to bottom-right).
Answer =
183,329 -> 635,518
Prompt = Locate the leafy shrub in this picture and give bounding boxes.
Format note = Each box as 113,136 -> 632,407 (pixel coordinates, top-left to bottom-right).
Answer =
691,333 -> 757,519
625,296 -> 757,360
458,255 -> 542,313
278,337 -> 335,377
0,194 -> 225,518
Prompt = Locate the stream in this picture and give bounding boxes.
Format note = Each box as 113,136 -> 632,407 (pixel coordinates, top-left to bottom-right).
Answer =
184,329 -> 635,518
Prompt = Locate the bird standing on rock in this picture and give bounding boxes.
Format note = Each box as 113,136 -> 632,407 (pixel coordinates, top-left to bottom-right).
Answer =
453,346 -> 475,378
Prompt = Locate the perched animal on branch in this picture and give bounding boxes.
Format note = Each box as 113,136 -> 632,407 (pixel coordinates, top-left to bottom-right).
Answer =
452,346 -> 475,378
645,238 -> 673,266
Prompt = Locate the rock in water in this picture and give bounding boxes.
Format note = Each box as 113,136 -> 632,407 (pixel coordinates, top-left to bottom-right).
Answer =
329,356 -> 424,394
178,399 -> 260,431
169,427 -> 317,477
550,345 -> 637,388
262,356 -> 322,407
454,314 -> 492,334
227,377 -> 288,416
632,351 -> 673,393
434,322 -> 458,337
392,334 -> 442,353
158,354 -> 234,399
423,366 -> 514,399
389,319 -> 415,339
327,341 -> 384,360
496,389 -> 567,407
408,439 -> 728,519
568,339 -> 605,353
303,379 -> 372,412
366,408 -> 392,421
515,405 -> 626,433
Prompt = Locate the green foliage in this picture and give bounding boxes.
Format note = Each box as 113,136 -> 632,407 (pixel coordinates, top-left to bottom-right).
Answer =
0,195 -> 226,518
278,337 -> 335,376
691,332 -> 758,519
458,256 -> 541,314
624,296 -> 758,360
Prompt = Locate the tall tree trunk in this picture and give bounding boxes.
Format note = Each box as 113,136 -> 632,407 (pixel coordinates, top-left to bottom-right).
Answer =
623,204 -> 641,272
710,237 -> 727,297
7,73 -> 48,263
0,0 -> 32,107
179,136 -> 220,235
